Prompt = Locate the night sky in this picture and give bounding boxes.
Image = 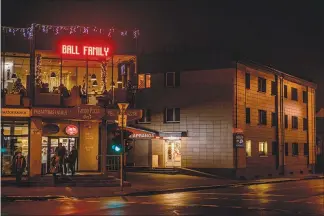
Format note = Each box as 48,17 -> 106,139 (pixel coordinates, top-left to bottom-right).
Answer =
2,0 -> 323,109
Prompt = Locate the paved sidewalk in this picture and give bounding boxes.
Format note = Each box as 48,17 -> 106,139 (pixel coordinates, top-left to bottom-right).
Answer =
2,173 -> 322,199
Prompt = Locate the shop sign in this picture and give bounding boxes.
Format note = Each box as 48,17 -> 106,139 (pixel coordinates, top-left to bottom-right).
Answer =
32,108 -> 71,118
105,109 -> 142,121
1,108 -> 30,117
125,127 -> 156,139
130,133 -> 155,139
234,133 -> 244,148
65,125 -> 78,136
43,124 -> 60,134
76,105 -> 105,120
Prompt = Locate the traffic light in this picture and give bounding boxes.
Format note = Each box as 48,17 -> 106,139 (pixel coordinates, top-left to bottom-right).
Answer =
112,143 -> 122,153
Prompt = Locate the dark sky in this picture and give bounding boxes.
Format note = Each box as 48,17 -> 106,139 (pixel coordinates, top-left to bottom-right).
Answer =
2,0 -> 324,109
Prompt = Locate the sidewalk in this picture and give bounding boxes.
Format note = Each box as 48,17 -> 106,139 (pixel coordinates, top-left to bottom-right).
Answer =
2,173 -> 323,199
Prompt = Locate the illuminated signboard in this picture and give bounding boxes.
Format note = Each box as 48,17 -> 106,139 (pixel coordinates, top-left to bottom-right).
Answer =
58,38 -> 112,60
65,125 -> 78,136
1,108 -> 30,117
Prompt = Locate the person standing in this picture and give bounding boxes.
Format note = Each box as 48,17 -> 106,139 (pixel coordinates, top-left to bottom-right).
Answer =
68,146 -> 78,176
11,150 -> 26,185
50,153 -> 60,185
55,143 -> 67,175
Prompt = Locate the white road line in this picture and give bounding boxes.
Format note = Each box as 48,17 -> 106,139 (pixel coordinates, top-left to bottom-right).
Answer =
173,210 -> 180,215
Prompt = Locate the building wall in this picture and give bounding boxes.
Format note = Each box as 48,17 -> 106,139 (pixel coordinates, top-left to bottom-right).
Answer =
235,62 -> 316,178
136,68 -> 236,169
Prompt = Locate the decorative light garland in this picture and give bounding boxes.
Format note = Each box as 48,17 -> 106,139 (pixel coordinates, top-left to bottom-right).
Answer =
35,54 -> 42,87
1,23 -> 140,39
101,61 -> 108,93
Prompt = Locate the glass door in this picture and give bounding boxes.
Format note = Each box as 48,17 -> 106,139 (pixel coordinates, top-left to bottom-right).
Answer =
47,138 -> 59,173
165,140 -> 181,167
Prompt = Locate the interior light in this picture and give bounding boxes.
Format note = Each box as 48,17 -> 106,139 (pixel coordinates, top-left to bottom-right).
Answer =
92,80 -> 98,86
50,72 -> 56,78
91,74 -> 97,80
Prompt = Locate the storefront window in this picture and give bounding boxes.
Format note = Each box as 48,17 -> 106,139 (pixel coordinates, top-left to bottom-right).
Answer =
1,122 -> 29,175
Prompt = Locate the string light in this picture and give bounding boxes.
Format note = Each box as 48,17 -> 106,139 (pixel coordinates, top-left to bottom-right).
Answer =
101,61 -> 108,93
1,23 -> 140,39
35,54 -> 42,87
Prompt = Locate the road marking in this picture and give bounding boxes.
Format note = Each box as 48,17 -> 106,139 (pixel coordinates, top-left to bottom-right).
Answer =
173,210 -> 180,215
86,200 -> 100,203
201,204 -> 219,208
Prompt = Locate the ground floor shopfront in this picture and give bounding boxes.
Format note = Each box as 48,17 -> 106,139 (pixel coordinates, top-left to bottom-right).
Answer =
1,106 -> 142,177
126,129 -> 186,168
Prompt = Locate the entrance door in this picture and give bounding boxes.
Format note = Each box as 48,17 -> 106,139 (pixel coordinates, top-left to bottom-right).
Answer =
165,140 -> 181,167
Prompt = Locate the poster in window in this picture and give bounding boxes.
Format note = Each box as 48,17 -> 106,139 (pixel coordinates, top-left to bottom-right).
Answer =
234,133 -> 244,148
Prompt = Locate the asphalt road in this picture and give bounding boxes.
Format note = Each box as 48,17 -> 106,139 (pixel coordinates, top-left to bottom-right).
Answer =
2,179 -> 323,215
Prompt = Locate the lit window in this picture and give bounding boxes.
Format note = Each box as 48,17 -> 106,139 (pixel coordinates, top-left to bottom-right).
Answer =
138,74 -> 151,89
259,141 -> 268,156
246,140 -> 252,157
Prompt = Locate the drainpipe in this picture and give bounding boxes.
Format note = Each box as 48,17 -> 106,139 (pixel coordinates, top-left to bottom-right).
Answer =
306,86 -> 309,168
280,76 -> 285,174
235,62 -> 238,170
275,75 -> 279,169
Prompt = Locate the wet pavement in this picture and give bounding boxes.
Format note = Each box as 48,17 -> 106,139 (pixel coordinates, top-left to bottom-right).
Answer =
2,179 -> 323,215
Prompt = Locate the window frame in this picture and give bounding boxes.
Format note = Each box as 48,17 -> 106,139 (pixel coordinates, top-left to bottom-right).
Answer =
246,140 -> 252,157
303,91 -> 308,103
165,72 -> 176,87
284,115 -> 288,129
245,73 -> 250,89
138,73 -> 151,89
291,87 -> 298,101
285,143 -> 289,156
303,118 -> 308,131
304,143 -> 309,156
271,112 -> 277,127
246,108 -> 251,124
284,85 -> 288,98
258,77 -> 267,93
138,109 -> 152,124
258,110 -> 267,125
271,81 -> 277,95
292,116 -> 298,129
292,143 -> 299,156
258,141 -> 268,156
165,108 -> 180,123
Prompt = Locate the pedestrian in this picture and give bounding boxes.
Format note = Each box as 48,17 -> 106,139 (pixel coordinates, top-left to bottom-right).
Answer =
11,150 -> 27,185
50,153 -> 60,185
55,143 -> 67,175
68,146 -> 78,176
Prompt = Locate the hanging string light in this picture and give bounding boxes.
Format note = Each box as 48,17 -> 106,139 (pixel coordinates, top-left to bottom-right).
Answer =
35,54 -> 42,87
101,61 -> 108,93
1,23 -> 140,39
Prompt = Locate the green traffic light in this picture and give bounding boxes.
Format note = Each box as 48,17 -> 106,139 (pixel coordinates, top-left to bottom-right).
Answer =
112,144 -> 121,152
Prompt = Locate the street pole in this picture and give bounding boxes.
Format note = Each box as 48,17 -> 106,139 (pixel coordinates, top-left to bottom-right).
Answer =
120,110 -> 124,191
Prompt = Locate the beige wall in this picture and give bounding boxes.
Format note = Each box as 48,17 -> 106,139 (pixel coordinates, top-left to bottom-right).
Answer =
78,121 -> 99,171
136,68 -> 236,169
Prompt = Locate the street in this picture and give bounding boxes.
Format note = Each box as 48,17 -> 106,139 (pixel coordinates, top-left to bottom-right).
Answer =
2,179 -> 323,215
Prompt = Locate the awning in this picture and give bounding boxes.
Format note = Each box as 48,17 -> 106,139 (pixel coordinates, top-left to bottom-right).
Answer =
125,126 -> 157,139
158,131 -> 188,138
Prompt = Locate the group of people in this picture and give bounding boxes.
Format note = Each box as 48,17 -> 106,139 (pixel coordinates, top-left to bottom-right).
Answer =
51,143 -> 78,184
11,143 -> 78,185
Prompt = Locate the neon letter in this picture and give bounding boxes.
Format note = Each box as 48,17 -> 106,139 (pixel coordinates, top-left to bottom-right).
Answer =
104,47 -> 109,56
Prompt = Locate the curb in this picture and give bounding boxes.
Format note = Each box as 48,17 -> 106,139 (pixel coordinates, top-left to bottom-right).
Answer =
2,176 -> 322,201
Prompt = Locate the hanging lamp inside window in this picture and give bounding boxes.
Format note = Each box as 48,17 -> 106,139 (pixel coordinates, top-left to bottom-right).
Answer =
50,72 -> 56,78
91,74 -> 97,80
92,80 -> 98,86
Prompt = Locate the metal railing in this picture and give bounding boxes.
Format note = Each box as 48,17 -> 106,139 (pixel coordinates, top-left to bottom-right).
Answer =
97,154 -> 121,171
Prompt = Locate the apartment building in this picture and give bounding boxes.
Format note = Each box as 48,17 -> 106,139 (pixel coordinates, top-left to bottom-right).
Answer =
129,55 -> 316,179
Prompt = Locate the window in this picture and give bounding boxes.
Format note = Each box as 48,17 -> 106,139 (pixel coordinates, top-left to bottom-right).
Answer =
165,72 -> 180,87
165,108 -> 180,123
245,73 -> 250,89
303,118 -> 308,131
291,87 -> 298,101
284,85 -> 288,98
292,143 -> 299,156
138,74 -> 151,89
246,140 -> 252,157
259,142 -> 268,156
292,116 -> 298,129
304,143 -> 309,156
246,108 -> 251,124
303,91 -> 308,103
271,81 -> 277,95
258,110 -> 267,125
138,109 -> 151,123
258,77 -> 266,92
272,141 -> 278,155
285,143 -> 289,156
284,115 -> 288,128
271,112 -> 277,127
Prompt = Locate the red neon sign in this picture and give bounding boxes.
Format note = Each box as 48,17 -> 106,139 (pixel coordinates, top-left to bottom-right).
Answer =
61,44 -> 109,57
65,125 -> 78,136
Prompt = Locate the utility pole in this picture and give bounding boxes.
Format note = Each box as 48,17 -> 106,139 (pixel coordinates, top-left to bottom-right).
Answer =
118,102 -> 128,191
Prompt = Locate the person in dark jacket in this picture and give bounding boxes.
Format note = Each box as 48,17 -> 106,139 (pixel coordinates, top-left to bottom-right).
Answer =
55,143 -> 67,175
51,153 -> 60,185
68,146 -> 78,176
11,150 -> 27,185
